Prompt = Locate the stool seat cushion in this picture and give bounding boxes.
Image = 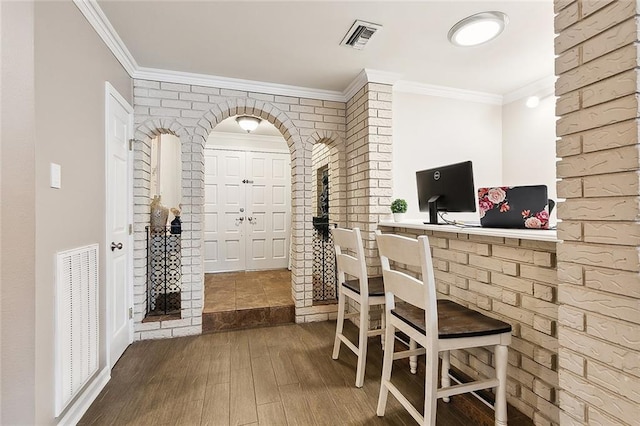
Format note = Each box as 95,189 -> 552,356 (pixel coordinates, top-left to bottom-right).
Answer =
343,276 -> 385,296
391,299 -> 512,339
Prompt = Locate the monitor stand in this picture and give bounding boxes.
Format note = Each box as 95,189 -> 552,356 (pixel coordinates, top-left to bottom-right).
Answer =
426,195 -> 440,225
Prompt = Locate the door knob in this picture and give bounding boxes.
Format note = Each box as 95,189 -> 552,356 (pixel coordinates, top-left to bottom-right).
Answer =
235,217 -> 245,226
247,217 -> 256,224
110,242 -> 123,251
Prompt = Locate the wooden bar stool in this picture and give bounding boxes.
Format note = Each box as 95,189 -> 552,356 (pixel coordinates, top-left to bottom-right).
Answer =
375,231 -> 512,425
331,227 -> 386,388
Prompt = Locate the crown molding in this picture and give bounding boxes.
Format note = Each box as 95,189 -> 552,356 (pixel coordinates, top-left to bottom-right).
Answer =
342,69 -> 403,101
365,69 -> 403,86
342,70 -> 368,101
394,81 -> 503,105
502,75 -> 556,104
134,67 -> 345,102
73,0 -> 137,76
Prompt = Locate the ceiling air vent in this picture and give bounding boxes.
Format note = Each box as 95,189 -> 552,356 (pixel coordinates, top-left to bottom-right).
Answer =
340,20 -> 382,50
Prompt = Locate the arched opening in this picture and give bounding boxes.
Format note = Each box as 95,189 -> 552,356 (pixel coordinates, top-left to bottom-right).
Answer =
310,137 -> 345,304
202,116 -> 295,330
132,99 -> 347,336
147,133 -> 183,318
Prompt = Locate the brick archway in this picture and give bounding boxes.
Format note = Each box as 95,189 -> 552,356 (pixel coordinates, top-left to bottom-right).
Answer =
132,95 -> 345,337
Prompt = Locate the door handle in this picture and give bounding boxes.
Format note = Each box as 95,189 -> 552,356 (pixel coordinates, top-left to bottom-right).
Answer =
110,242 -> 123,251
247,217 -> 256,225
235,217 -> 245,226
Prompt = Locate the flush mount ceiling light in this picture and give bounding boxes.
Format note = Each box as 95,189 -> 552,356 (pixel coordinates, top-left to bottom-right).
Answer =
448,11 -> 508,47
526,96 -> 541,108
236,116 -> 261,133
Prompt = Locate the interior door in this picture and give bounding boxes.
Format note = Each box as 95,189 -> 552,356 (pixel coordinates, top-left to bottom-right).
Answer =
245,152 -> 291,270
204,150 -> 246,272
105,83 -> 133,368
204,148 -> 291,273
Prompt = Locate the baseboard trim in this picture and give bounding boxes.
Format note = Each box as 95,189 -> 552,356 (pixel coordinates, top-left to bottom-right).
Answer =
57,366 -> 110,426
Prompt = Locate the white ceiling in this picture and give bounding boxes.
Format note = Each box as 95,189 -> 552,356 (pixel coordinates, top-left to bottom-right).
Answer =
97,0 -> 555,96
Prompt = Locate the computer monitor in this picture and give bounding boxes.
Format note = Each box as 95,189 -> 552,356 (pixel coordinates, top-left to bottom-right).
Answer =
416,160 -> 476,224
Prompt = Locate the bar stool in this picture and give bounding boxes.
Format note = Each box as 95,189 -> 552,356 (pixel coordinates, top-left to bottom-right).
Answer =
375,231 -> 512,426
331,227 -> 386,388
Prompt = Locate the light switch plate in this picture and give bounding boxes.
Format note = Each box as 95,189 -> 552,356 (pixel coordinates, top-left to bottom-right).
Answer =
50,163 -> 61,189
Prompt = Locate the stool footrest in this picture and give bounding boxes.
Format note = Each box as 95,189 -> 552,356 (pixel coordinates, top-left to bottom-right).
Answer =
437,378 -> 499,399
393,348 -> 425,360
337,334 -> 359,356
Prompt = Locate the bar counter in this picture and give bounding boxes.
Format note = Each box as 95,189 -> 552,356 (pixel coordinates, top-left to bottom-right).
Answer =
379,221 -> 560,424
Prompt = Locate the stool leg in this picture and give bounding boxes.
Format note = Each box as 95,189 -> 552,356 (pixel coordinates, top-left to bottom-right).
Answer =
441,350 -> 451,402
409,338 -> 418,374
494,344 -> 508,426
332,288 -> 346,360
354,304 -> 369,387
424,348 -> 439,426
380,307 -> 386,349
377,313 -> 395,417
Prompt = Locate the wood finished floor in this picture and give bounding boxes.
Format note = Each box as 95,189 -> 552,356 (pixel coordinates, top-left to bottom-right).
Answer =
80,321 -> 533,426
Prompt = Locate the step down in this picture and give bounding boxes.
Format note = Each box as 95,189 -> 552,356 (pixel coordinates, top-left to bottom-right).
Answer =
202,305 -> 295,333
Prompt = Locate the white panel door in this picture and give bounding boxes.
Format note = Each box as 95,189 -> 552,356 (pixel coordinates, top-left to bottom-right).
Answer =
204,150 -> 246,272
246,152 -> 291,270
204,148 -> 290,272
105,83 -> 133,368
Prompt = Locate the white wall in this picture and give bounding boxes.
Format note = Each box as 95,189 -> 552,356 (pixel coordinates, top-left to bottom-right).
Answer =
392,91 -> 503,223
502,95 -> 557,223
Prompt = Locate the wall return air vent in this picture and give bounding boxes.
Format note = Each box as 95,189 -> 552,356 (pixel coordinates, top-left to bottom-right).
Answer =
340,20 -> 382,50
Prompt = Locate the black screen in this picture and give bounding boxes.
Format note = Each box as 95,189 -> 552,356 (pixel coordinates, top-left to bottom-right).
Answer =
416,161 -> 476,224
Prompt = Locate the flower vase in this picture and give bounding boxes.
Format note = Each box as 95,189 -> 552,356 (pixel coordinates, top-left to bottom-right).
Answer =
170,216 -> 182,235
150,196 -> 169,233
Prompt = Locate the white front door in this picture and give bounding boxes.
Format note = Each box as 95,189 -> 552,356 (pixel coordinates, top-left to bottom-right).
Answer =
105,83 -> 133,368
204,148 -> 291,272
245,152 -> 290,270
204,150 -> 247,272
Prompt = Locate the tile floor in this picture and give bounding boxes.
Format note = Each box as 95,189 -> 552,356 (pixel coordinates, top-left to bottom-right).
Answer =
203,269 -> 295,332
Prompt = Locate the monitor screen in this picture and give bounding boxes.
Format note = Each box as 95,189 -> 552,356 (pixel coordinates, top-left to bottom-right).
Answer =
416,160 -> 476,224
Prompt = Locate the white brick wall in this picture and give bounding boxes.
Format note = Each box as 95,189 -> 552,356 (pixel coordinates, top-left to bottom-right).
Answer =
554,1 -> 640,425
346,83 -> 394,275
132,80 -> 347,336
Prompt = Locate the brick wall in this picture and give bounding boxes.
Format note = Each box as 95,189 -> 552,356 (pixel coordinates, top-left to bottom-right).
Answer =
132,79 -> 348,336
382,225 -> 560,424
346,83 -> 394,275
554,1 -> 640,425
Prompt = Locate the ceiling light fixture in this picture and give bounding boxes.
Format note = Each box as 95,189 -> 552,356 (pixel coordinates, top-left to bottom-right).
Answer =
448,11 -> 508,47
236,116 -> 261,133
525,96 -> 540,108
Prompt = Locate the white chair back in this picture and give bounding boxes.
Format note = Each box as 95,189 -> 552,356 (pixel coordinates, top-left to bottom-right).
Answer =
333,227 -> 369,296
375,232 -> 438,343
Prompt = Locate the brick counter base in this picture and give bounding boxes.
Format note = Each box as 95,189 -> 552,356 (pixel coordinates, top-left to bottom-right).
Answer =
380,225 -> 559,425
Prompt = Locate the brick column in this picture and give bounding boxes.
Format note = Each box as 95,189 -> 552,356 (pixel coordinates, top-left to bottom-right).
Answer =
555,1 -> 639,424
346,83 -> 393,274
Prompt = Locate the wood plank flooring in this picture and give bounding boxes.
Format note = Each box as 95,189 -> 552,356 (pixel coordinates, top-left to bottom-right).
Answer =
80,321 -> 533,425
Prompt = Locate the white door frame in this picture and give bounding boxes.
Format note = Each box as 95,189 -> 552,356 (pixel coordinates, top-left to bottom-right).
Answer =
104,82 -> 134,368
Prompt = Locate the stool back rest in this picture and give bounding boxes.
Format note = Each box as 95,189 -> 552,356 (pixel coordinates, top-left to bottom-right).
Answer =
376,232 -> 439,341
332,227 -> 369,296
